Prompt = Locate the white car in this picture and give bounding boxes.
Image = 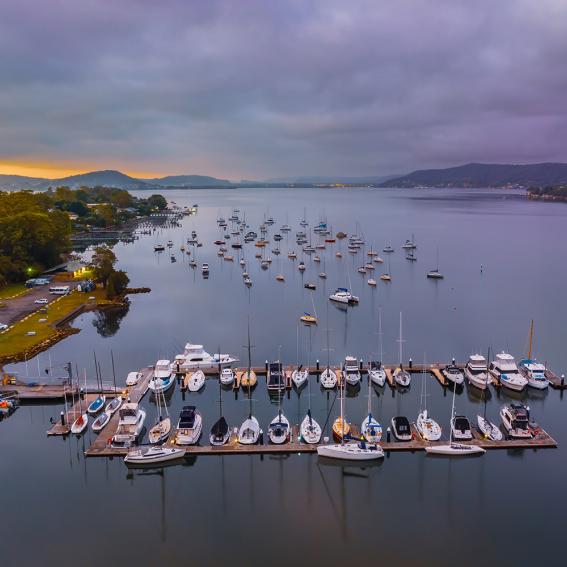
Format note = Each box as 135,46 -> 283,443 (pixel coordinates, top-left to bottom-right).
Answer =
34,298 -> 49,305
0,323 -> 8,331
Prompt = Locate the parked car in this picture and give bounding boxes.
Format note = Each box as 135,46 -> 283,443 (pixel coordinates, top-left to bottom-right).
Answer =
0,323 -> 8,331
34,298 -> 48,305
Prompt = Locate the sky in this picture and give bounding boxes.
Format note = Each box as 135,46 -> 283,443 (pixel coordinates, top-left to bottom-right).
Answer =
1,0 -> 566,181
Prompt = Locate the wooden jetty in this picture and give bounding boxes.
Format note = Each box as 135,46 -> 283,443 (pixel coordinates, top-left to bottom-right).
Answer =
0,379 -> 116,401
85,422 -> 557,458
546,369 -> 566,390
47,368 -> 153,436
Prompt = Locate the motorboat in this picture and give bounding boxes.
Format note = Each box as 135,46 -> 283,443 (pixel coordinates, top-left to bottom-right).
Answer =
268,410 -> 290,444
173,343 -> 238,371
477,415 -> 503,441
442,362 -> 464,386
500,403 -> 532,438
343,356 -> 361,386
373,255 -> 384,263
244,277 -> 252,286
336,251 -> 343,258
288,251 -> 297,259
329,288 -> 359,304
416,410 -> 442,441
320,367 -> 338,388
382,245 -> 394,253
319,271 -> 327,279
148,360 -> 175,394
112,403 -> 146,447
92,411 -> 111,432
317,442 -> 384,461
518,359 -> 549,390
368,361 -> 386,387
304,282 -> 316,290
298,261 -> 306,271
426,269 -> 444,279
292,367 -> 309,389
391,416 -> 412,441
175,406 -> 202,445
402,238 -> 416,250
124,446 -> 184,465
489,352 -> 528,391
368,278 -> 377,286
276,274 -> 285,282
361,414 -> 382,443
300,410 -> 322,444
219,368 -> 235,386
451,415 -> 473,440
238,415 -> 261,445
210,416 -> 230,446
267,362 -> 285,392
126,371 -> 141,386
187,370 -> 206,392
465,354 -> 489,390
154,244 -> 165,252
393,366 -> 411,387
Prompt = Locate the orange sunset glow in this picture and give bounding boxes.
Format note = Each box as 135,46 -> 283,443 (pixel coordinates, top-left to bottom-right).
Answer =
0,161 -> 164,179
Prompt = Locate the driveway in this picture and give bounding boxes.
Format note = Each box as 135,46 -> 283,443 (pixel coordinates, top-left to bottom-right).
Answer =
0,286 -> 64,326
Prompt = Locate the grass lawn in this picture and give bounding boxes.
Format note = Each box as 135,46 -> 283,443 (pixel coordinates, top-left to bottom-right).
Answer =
0,288 -> 110,358
0,284 -> 28,300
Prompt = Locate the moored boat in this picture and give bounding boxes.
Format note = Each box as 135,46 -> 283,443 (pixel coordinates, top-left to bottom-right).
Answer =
124,446 -> 184,465
175,406 -> 202,445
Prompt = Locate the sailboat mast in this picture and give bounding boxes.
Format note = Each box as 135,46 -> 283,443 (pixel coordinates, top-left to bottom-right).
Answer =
449,380 -> 456,445
398,312 -> 403,365
528,319 -> 534,359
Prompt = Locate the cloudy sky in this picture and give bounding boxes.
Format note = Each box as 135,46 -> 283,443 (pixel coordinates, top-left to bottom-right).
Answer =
1,0 -> 566,180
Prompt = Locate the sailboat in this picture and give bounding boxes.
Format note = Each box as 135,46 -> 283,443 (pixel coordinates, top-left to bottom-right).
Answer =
320,313 -> 337,388
518,320 -> 550,389
238,320 -> 261,444
124,446 -> 184,465
361,374 -> 382,442
188,369 -> 206,392
415,362 -> 442,441
291,325 -> 308,388
268,409 -> 290,444
105,352 -> 122,416
87,354 -> 105,414
71,370 -> 88,434
332,375 -> 351,441
426,381 -> 486,456
300,294 -> 318,325
92,409 -> 111,432
477,348 -> 503,440
300,331 -> 322,444
380,255 -> 392,282
427,247 -> 444,279
369,309 -> 386,386
148,372 -> 171,444
393,313 -> 411,387
210,353 -> 230,446
318,370 -> 384,461
240,320 -> 257,388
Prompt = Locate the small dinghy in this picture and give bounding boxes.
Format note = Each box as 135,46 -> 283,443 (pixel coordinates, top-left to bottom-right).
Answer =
87,395 -> 106,415
92,411 -> 111,432
332,416 -> 350,441
188,370 -> 206,392
317,442 -> 384,461
149,417 -> 172,444
268,410 -> 290,444
391,416 -> 412,441
240,369 -> 257,388
220,368 -> 234,386
300,410 -> 322,444
292,367 -> 308,389
426,443 -> 485,456
238,416 -> 261,445
175,406 -> 202,445
105,396 -> 122,416
477,415 -> 503,441
71,413 -> 88,435
124,446 -> 184,465
210,416 -> 230,446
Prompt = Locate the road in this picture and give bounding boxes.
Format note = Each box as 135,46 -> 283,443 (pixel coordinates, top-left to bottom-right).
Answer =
0,286 -> 63,326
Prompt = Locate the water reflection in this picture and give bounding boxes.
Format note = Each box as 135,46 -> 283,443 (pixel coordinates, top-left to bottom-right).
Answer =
92,303 -> 131,338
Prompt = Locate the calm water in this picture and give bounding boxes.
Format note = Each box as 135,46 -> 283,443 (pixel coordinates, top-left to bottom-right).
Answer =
2,187 -> 567,566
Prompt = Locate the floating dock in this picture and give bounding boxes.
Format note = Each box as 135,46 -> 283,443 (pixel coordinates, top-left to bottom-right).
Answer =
85,423 -> 557,458
1,379 -> 117,401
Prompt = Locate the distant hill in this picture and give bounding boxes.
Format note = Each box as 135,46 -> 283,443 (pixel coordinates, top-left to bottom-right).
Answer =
0,174 -> 46,190
52,169 -> 149,189
265,174 -> 399,185
143,174 -> 232,187
381,162 -> 567,188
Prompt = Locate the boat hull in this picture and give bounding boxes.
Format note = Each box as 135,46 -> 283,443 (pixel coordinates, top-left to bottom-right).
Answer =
124,447 -> 184,465
317,443 -> 384,461
425,444 -> 485,456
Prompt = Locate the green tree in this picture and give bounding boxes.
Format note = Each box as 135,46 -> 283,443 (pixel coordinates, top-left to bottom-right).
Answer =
106,269 -> 129,298
147,194 -> 167,210
90,246 -> 117,288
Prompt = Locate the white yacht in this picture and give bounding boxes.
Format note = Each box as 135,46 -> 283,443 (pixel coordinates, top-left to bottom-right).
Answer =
343,356 -> 361,386
489,352 -> 528,392
451,415 -> 473,440
148,360 -> 175,394
173,343 -> 238,372
300,410 -> 322,444
465,354 -> 489,390
442,362 -> 464,386
220,368 -> 235,386
268,410 -> 290,444
329,288 -> 359,305
124,446 -> 184,465
112,403 -> 146,447
368,361 -> 386,387
518,359 -> 549,390
175,406 -> 202,445
416,410 -> 442,441
500,403 -> 532,439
